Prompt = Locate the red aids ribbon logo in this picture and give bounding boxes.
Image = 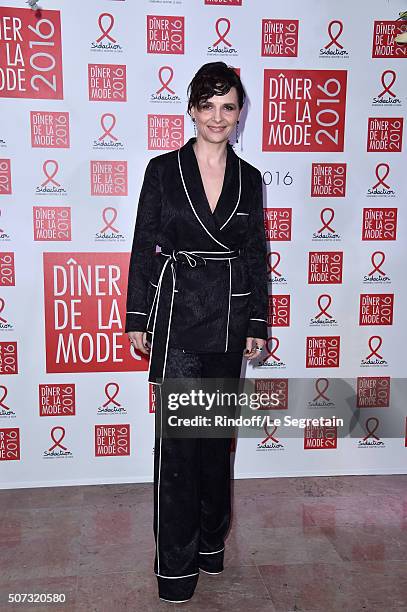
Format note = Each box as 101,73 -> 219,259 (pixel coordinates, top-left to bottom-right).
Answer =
264,336 -> 280,363
267,252 -> 281,277
101,208 -> 119,234
325,20 -> 344,49
102,382 -> 121,407
368,251 -> 386,277
48,426 -> 68,451
99,113 -> 118,141
0,298 -> 7,324
372,163 -> 390,190
130,342 -> 142,361
213,18 -> 232,47
315,294 -> 333,319
96,13 -> 116,43
362,417 -> 380,441
0,385 -> 10,410
313,378 -> 330,402
378,70 -> 396,98
261,423 -> 279,445
157,66 -> 175,94
318,208 -> 335,234
41,160 -> 60,187
366,336 -> 383,360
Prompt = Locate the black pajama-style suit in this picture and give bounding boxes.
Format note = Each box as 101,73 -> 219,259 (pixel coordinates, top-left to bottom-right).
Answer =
125,136 -> 269,601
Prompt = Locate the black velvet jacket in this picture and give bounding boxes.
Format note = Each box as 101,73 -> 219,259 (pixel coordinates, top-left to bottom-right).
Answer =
125,136 -> 269,384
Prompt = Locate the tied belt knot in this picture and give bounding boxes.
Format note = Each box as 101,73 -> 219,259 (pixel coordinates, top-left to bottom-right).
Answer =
147,249 -> 241,385
170,250 -> 207,268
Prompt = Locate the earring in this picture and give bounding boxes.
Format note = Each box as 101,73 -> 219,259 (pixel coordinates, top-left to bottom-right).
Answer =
235,120 -> 240,143
192,117 -> 196,137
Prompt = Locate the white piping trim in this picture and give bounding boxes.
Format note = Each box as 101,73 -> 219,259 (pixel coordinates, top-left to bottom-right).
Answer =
157,384 -> 163,574
149,268 -> 164,343
151,280 -> 178,292
178,149 -> 229,249
147,251 -> 173,343
156,572 -> 199,579
160,597 -> 192,603
200,256 -> 238,260
225,260 -> 231,351
161,263 -> 176,382
231,291 -> 251,296
236,212 -> 249,216
164,249 -> 239,259
147,257 -> 170,331
250,318 -> 268,323
180,250 -> 235,254
199,547 -> 225,555
127,311 -> 147,315
219,158 -> 241,230
146,298 -> 156,332
146,300 -> 155,331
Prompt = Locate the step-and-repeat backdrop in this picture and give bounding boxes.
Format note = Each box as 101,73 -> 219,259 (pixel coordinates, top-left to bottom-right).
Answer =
1,0 -> 406,489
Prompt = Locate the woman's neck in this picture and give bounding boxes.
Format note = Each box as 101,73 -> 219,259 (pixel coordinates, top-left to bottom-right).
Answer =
192,137 -> 227,167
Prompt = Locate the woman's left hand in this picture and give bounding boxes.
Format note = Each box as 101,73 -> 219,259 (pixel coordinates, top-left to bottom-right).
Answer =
244,337 -> 265,360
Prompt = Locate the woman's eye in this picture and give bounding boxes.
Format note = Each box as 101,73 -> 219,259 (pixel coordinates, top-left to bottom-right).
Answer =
201,104 -> 234,111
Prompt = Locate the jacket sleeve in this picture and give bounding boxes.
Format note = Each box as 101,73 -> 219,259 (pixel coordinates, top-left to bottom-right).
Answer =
125,158 -> 161,333
245,168 -> 269,340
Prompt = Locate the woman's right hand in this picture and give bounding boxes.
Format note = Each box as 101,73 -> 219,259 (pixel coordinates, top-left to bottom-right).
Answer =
128,331 -> 151,355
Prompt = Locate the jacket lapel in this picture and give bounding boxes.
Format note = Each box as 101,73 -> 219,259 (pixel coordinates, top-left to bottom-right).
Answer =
178,137 -> 241,242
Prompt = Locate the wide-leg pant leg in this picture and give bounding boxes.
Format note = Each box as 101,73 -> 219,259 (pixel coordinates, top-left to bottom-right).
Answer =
198,351 -> 243,573
153,347 -> 243,600
153,348 -> 203,601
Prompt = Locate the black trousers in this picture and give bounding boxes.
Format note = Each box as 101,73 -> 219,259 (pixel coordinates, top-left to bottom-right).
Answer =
153,347 -> 243,601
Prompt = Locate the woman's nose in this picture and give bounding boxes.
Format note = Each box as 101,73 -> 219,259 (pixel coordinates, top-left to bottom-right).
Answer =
212,107 -> 223,122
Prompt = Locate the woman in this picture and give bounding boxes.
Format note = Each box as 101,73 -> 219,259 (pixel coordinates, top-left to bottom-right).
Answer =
126,62 -> 269,603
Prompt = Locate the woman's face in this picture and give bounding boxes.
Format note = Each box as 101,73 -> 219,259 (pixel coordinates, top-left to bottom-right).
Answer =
191,86 -> 241,144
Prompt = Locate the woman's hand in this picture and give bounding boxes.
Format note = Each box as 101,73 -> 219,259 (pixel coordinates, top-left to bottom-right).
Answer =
128,331 -> 151,355
244,337 -> 265,360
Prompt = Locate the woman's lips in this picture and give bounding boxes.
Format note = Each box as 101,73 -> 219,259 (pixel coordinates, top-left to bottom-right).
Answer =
208,126 -> 226,132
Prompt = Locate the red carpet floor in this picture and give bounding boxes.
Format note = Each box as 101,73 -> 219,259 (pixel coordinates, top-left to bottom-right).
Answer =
1,474 -> 406,611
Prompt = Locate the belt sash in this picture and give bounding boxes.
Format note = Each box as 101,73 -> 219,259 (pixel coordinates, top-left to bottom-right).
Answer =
147,249 -> 241,385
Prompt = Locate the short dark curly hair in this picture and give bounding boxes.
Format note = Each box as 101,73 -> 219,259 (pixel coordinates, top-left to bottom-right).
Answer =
186,62 -> 246,115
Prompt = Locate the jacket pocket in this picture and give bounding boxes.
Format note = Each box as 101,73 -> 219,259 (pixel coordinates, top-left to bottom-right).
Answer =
228,290 -> 251,348
230,257 -> 251,295
145,283 -> 154,332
